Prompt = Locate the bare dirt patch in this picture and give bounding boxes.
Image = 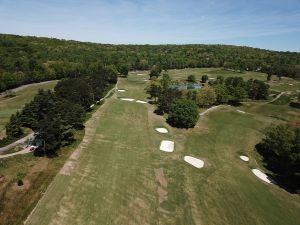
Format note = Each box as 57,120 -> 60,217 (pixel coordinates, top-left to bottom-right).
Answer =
60,160 -> 76,176
12,179 -> 30,191
154,168 -> 168,204
155,168 -> 167,188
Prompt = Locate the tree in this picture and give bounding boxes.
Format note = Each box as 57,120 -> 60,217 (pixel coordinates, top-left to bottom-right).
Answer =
214,84 -> 229,104
256,125 -> 300,191
55,78 -> 94,110
225,77 -> 247,103
201,75 -> 209,83
196,85 -> 216,107
118,64 -> 129,77
145,81 -> 162,102
246,79 -> 269,100
160,73 -> 172,90
149,65 -> 162,78
187,75 -> 196,83
20,89 -> 58,129
35,116 -> 74,156
103,65 -> 118,83
157,88 -> 182,114
5,112 -> 23,138
167,99 -> 199,128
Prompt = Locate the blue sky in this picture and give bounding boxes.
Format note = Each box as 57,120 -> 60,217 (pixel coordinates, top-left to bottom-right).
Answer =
0,0 -> 300,51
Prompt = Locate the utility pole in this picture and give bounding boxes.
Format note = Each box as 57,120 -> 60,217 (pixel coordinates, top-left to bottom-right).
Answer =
43,139 -> 46,156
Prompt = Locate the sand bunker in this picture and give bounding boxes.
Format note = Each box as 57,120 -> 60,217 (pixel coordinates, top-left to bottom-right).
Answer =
155,128 -> 168,133
237,110 -> 246,114
136,100 -> 147,104
184,156 -> 204,168
240,155 -> 249,162
252,169 -> 273,184
159,141 -> 174,152
137,73 -> 144,76
117,89 -> 126,92
120,98 -> 135,102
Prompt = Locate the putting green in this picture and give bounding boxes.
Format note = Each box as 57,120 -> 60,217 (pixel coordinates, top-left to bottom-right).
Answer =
26,75 -> 300,225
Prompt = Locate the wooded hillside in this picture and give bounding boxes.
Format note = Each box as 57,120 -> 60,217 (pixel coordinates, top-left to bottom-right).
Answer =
1,33 -> 300,92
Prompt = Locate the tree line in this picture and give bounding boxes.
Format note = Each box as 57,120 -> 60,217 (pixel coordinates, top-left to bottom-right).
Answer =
1,34 -> 299,92
146,73 -> 269,128
3,65 -> 117,156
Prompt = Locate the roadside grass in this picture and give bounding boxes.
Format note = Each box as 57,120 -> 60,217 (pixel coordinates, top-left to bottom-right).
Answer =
25,72 -> 300,225
0,81 -> 58,133
0,130 -> 84,225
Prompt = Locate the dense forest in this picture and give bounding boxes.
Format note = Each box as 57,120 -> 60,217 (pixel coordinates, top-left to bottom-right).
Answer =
1,34 -> 300,92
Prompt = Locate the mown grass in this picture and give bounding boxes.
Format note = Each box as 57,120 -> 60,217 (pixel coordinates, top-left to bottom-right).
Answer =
25,72 -> 300,225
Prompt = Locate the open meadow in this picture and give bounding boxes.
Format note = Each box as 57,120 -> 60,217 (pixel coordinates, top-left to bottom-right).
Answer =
25,71 -> 300,225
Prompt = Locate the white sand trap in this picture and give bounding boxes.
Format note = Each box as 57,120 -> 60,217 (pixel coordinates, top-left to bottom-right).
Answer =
237,110 -> 246,114
137,73 -> 144,76
159,140 -> 174,152
155,128 -> 168,133
118,89 -> 126,92
184,156 -> 204,168
252,169 -> 273,184
136,100 -> 147,104
240,155 -> 249,162
120,98 -> 135,102
289,84 -> 293,86
90,104 -> 95,109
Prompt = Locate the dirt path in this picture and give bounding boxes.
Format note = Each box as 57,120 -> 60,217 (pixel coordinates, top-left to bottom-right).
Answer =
0,132 -> 35,154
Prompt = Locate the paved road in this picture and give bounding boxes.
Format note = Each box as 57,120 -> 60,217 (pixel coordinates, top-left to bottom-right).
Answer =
268,92 -> 285,103
0,132 -> 35,154
0,146 -> 33,159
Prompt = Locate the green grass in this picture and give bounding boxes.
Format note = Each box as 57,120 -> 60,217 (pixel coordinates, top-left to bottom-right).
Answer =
25,73 -> 300,225
0,81 -> 58,134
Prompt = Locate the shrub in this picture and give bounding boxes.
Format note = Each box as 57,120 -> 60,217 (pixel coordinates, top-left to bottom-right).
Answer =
201,75 -> 209,83
17,179 -> 24,186
187,75 -> 196,83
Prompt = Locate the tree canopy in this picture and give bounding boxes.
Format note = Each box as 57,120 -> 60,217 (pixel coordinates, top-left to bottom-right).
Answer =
256,125 -> 300,192
167,99 -> 199,128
